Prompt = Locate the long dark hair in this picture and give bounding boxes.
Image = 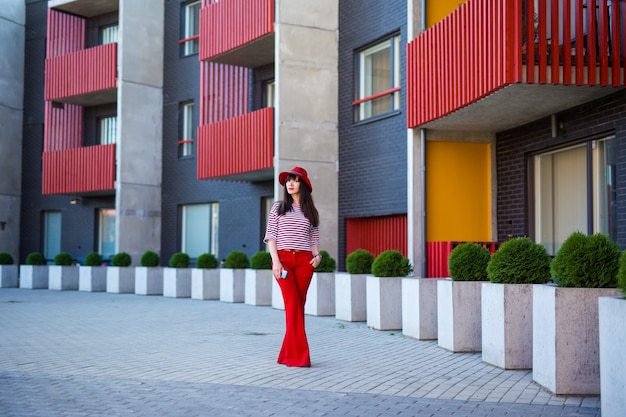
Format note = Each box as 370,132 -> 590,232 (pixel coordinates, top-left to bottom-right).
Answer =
278,175 -> 319,227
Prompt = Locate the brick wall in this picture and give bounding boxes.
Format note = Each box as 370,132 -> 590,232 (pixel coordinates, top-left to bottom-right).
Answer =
337,0 -> 408,269
496,90 -> 626,247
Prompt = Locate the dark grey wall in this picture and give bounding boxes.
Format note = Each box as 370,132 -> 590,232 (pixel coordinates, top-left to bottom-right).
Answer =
337,0 -> 408,269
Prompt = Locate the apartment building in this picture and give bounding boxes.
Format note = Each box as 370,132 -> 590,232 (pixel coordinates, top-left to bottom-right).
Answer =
3,0 -> 626,274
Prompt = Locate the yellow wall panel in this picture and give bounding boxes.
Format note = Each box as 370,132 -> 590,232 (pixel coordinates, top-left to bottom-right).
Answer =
426,141 -> 491,241
426,0 -> 466,28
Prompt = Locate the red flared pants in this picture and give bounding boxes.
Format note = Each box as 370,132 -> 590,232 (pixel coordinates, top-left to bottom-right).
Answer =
276,249 -> 314,367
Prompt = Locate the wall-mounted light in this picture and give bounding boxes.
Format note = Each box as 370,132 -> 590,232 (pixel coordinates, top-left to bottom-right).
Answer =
0,221 -> 6,231
70,197 -> 81,205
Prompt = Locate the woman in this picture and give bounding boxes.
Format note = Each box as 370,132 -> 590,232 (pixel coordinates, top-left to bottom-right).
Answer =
264,166 -> 321,367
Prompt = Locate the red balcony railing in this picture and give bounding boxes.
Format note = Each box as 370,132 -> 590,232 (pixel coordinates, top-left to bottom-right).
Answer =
42,144 -> 116,195
197,107 -> 273,179
407,0 -> 625,129
44,43 -> 117,102
199,0 -> 274,61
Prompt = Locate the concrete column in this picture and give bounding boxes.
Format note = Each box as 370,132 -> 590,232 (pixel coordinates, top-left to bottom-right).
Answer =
275,0 -> 339,261
0,2 -> 25,261
116,0 -> 164,264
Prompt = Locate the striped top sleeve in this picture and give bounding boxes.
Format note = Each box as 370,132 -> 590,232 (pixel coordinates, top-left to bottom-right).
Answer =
264,201 -> 320,251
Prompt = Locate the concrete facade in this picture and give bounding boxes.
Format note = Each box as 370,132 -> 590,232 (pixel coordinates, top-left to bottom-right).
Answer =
275,0 -> 339,261
116,0 -> 164,265
0,1 -> 25,261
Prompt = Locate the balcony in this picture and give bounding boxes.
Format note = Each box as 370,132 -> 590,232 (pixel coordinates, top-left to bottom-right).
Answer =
407,0 -> 625,132
199,0 -> 274,68
48,0 -> 118,18
197,108 -> 274,181
42,144 -> 116,195
45,43 -> 117,106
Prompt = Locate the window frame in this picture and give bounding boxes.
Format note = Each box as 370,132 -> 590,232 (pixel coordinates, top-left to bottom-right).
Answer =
180,0 -> 201,57
98,115 -> 117,145
179,101 -> 195,158
99,24 -> 119,45
181,203 -> 219,259
353,33 -> 401,123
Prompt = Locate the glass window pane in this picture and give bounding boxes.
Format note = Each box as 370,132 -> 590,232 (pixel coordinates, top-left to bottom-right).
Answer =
183,1 -> 201,56
182,203 -> 218,258
98,209 -> 116,260
100,116 -> 117,145
593,137 -> 617,240
43,211 -> 62,261
101,25 -> 119,45
180,102 -> 194,157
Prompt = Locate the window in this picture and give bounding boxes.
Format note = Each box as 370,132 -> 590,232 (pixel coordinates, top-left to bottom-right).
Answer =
182,203 -> 219,259
533,136 -> 616,255
100,24 -> 119,45
98,209 -> 116,260
263,80 -> 275,108
99,116 -> 117,145
43,211 -> 62,262
179,102 -> 195,157
354,34 -> 401,122
181,1 -> 201,56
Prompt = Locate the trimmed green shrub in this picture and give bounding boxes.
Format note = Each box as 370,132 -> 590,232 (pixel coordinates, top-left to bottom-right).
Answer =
225,251 -> 249,269
26,252 -> 45,266
371,250 -> 413,277
551,231 -> 620,288
448,242 -> 490,281
487,237 -> 551,284
54,252 -> 73,266
84,252 -> 103,267
0,252 -> 14,265
316,250 -> 336,273
140,251 -> 160,267
111,252 -> 132,267
169,252 -> 190,268
345,249 -> 374,274
250,251 -> 272,270
618,250 -> 626,297
196,253 -> 218,269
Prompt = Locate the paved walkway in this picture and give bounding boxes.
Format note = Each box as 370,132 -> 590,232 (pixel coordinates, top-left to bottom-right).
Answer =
0,288 -> 600,417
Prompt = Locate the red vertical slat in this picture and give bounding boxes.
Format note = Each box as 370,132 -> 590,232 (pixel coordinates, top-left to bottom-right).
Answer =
598,0 -> 609,86
551,0 -> 560,83
610,0 -> 620,86
588,0 -> 597,85
575,0 -> 585,84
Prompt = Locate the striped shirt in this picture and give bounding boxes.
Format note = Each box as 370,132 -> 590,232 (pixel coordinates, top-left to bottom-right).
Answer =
264,202 -> 320,251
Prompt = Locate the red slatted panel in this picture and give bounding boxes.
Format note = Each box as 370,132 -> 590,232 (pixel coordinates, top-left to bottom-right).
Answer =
47,9 -> 84,57
199,62 -> 249,125
406,0 -> 623,129
45,43 -> 117,101
197,108 -> 273,179
42,144 -> 116,195
426,241 -> 500,278
199,0 -> 274,61
345,215 -> 408,260
43,102 -> 82,152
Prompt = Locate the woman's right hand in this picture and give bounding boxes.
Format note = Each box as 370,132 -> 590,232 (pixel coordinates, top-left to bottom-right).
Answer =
273,262 -> 283,279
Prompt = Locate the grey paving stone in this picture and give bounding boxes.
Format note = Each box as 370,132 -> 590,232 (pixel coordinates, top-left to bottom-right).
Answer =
0,289 -> 600,417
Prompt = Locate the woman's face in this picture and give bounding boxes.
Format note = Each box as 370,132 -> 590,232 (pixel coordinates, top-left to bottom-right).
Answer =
286,175 -> 301,197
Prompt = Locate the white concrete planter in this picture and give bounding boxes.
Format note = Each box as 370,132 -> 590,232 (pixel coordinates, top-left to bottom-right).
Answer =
305,272 -> 335,316
19,265 -> 48,289
402,277 -> 441,340
271,277 -> 284,310
599,296 -> 626,417
78,266 -> 106,292
0,265 -> 18,288
135,266 -> 164,295
533,285 -> 621,395
219,268 -> 245,302
48,265 -> 79,290
481,282 -> 533,369
366,276 -> 402,330
244,269 -> 272,306
163,268 -> 191,298
106,267 -> 135,293
191,268 -> 220,300
437,279 -> 483,352
335,272 -> 367,322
